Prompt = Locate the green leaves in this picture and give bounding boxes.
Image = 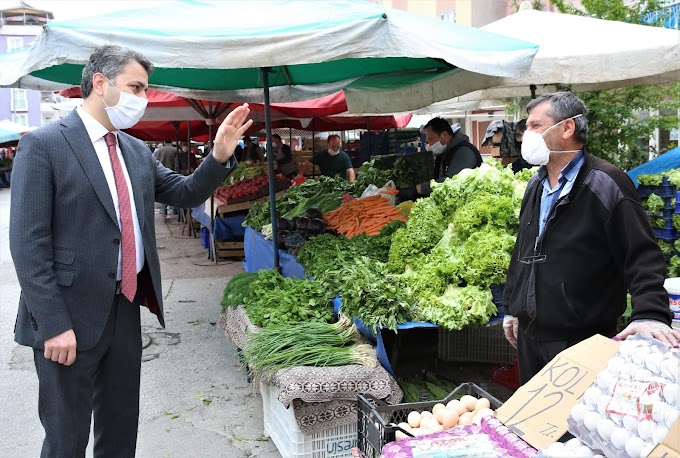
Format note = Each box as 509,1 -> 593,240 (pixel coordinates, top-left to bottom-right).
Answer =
242,270 -> 335,327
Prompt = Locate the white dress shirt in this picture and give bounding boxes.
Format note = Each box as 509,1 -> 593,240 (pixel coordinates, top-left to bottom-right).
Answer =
76,106 -> 145,279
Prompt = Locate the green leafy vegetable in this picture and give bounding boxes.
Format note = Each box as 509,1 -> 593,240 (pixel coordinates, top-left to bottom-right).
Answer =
221,272 -> 261,313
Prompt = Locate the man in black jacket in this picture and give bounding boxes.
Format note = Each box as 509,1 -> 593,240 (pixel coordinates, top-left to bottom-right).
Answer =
397,117 -> 482,200
503,91 -> 679,384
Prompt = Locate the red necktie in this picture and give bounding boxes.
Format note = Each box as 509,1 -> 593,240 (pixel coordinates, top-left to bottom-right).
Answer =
104,133 -> 137,302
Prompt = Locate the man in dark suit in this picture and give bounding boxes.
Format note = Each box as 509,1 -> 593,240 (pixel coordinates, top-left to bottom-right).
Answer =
9,45 -> 252,457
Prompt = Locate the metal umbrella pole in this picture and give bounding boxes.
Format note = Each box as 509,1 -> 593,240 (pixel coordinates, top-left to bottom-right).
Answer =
260,67 -> 280,272
207,101 -> 218,264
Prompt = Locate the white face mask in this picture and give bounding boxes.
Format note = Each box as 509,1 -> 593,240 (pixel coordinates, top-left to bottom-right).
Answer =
426,140 -> 447,156
102,77 -> 148,130
328,147 -> 340,156
521,114 -> 583,166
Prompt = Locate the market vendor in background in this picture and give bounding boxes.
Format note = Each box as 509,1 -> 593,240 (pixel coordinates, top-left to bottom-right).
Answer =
271,133 -> 298,179
177,140 -> 198,175
502,91 -> 679,385
397,117 -> 482,200
297,134 -> 355,182
243,135 -> 262,162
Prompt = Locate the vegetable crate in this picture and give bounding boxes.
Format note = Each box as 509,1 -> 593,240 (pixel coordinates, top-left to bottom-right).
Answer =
437,322 -> 516,365
637,176 -> 676,199
214,241 -> 245,258
357,382 -> 501,458
260,381 -> 357,458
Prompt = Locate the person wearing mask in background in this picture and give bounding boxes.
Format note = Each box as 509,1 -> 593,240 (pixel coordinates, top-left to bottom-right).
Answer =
243,135 -> 262,162
9,44 -> 252,457
297,134 -> 355,181
271,133 -> 298,179
511,119 -> 535,173
154,140 -> 178,217
177,140 -> 198,175
397,117 -> 482,200
502,91 -> 679,385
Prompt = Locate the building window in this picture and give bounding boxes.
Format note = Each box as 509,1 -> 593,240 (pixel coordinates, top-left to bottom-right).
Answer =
11,89 -> 28,111
441,9 -> 456,22
7,37 -> 24,52
12,113 -> 29,127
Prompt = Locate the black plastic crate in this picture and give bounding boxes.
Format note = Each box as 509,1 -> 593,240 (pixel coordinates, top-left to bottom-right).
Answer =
357,382 -> 502,458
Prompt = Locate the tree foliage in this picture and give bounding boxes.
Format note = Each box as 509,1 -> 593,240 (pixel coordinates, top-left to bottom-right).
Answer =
548,0 -> 680,169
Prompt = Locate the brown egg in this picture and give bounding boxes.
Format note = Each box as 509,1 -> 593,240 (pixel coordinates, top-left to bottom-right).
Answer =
458,411 -> 474,425
475,398 -> 491,411
460,395 -> 478,412
442,409 -> 460,429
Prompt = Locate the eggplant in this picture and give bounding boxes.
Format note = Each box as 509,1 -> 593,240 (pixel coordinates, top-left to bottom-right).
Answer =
304,208 -> 323,220
306,218 -> 327,235
284,232 -> 306,250
295,216 -> 310,231
276,217 -> 292,231
277,230 -> 290,249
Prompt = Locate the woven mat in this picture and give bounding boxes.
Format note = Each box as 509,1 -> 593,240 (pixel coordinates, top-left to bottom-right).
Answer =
266,365 -> 403,434
223,305 -> 260,350
222,307 -> 404,434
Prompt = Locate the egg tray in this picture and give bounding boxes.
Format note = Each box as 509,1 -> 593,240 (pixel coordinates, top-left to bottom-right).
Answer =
566,335 -> 680,458
357,382 -> 502,458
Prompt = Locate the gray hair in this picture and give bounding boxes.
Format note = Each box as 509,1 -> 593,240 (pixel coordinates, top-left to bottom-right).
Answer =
81,45 -> 154,98
526,91 -> 589,144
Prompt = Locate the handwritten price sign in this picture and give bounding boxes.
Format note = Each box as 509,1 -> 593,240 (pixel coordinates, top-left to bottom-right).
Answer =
495,335 -> 620,450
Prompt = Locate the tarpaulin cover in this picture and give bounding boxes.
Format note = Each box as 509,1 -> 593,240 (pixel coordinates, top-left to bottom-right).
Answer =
627,146 -> 680,187
242,225 -> 306,279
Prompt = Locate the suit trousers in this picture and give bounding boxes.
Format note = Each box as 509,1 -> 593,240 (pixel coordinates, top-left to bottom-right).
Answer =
517,324 -> 579,386
33,292 -> 142,458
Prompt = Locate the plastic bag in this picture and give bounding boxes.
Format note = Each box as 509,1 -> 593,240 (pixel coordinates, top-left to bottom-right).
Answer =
360,180 -> 397,206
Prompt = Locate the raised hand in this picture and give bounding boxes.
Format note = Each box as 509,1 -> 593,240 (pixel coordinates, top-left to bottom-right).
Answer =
212,104 -> 253,163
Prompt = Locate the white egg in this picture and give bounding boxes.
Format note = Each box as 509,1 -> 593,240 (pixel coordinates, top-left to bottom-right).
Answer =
610,412 -> 624,425
652,426 -> 670,445
665,409 -> 679,428
597,418 -> 616,441
634,368 -> 653,381
584,386 -> 602,407
641,442 -> 656,458
608,378 -> 619,395
645,352 -> 665,373
596,395 -> 611,416
611,427 -> 631,449
570,403 -> 589,423
660,358 -> 680,383
596,370 -> 614,391
637,420 -> 655,441
574,445 -> 595,457
663,382 -> 679,406
652,402 -> 669,423
565,437 -> 584,450
623,414 -> 639,432
625,436 -> 645,458
584,411 -> 601,432
608,356 -> 626,374
619,363 -> 637,380
631,350 -> 646,367
618,340 -> 641,359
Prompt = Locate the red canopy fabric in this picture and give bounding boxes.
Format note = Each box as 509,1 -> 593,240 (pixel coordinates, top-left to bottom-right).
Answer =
58,88 -> 409,141
59,88 -> 348,118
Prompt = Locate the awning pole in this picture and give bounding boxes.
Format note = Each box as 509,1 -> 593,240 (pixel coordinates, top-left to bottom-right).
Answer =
207,101 -> 217,265
261,67 -> 280,272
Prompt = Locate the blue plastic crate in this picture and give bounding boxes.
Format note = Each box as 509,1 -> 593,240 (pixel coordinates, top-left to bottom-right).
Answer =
638,176 -> 676,199
647,209 -> 675,219
653,227 -> 678,240
650,216 -> 674,230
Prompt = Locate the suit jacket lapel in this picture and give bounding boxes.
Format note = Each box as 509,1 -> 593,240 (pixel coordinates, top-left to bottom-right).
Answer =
117,134 -> 146,231
61,111 -> 119,226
